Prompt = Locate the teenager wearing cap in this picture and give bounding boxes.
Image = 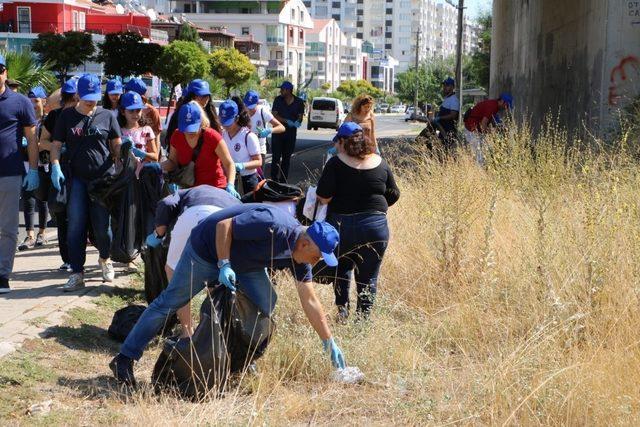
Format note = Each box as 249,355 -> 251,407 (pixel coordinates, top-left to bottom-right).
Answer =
117,91 -> 158,162
270,81 -> 305,182
345,94 -> 377,147
315,122 -> 400,323
102,78 -> 123,116
163,101 -> 239,198
463,92 -> 513,165
243,90 -> 285,167
431,77 -> 460,148
0,54 -> 40,293
219,98 -> 262,194
110,203 -> 346,385
17,86 -> 50,251
49,73 -> 123,292
39,78 -> 78,272
125,78 -> 162,155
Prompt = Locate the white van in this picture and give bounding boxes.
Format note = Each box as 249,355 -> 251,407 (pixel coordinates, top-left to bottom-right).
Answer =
307,97 -> 346,130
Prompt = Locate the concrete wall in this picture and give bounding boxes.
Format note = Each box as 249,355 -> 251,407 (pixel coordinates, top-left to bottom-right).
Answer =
491,0 -> 640,134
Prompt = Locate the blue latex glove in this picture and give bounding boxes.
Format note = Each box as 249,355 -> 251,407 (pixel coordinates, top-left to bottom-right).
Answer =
131,147 -> 147,160
21,137 -> 28,148
285,119 -> 296,128
145,232 -> 163,248
22,168 -> 40,192
218,261 -> 237,291
293,120 -> 302,128
258,128 -> 272,138
50,163 -> 65,191
143,162 -> 162,174
323,337 -> 346,369
235,162 -> 245,172
226,183 -> 241,199
121,137 -> 133,151
168,183 -> 179,194
327,146 -> 337,156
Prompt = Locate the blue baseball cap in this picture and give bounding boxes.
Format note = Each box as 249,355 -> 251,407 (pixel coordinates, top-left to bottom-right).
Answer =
279,81 -> 294,91
0,54 -> 5,67
333,121 -> 362,142
106,78 -> 123,95
499,92 -> 513,109
307,221 -> 339,267
77,74 -> 102,101
178,102 -> 202,133
120,91 -> 145,110
125,77 -> 147,96
188,79 -> 211,97
218,100 -> 239,127
443,77 -> 455,86
243,90 -> 260,109
28,86 -> 47,99
62,78 -> 78,94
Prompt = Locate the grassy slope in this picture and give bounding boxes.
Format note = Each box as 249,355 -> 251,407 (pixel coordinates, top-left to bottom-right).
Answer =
2,124 -> 640,425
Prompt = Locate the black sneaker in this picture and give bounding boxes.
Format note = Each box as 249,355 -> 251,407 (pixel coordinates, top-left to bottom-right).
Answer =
0,277 -> 10,294
58,263 -> 71,272
17,236 -> 35,251
109,354 -> 136,386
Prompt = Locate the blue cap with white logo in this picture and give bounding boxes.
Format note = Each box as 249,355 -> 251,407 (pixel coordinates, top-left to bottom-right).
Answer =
218,100 -> 239,127
188,79 -> 211,97
28,86 -> 47,99
307,221 -> 340,267
243,90 -> 260,110
120,91 -> 145,110
443,77 -> 455,87
279,81 -> 294,91
333,121 -> 362,142
178,102 -> 202,133
106,78 -> 123,95
62,77 -> 78,94
499,92 -> 513,109
77,74 -> 102,101
125,77 -> 147,96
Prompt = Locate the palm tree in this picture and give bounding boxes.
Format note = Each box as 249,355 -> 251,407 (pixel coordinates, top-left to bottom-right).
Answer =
1,50 -> 57,94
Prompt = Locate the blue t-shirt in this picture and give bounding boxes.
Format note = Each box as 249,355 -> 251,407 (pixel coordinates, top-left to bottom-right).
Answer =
0,88 -> 37,177
154,184 -> 241,228
190,204 -> 313,282
272,95 -> 305,131
438,93 -> 460,133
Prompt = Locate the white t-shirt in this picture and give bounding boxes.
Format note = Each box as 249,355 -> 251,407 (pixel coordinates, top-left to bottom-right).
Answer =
249,106 -> 274,155
223,127 -> 261,176
441,94 -> 460,112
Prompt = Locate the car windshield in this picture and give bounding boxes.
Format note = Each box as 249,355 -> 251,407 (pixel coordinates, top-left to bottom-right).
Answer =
312,100 -> 336,111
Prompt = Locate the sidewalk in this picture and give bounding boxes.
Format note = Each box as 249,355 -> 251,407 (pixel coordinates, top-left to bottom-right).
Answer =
0,231 -> 131,358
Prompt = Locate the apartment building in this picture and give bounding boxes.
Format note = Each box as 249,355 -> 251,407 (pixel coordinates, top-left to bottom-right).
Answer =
169,0 -> 313,86
341,35 -> 364,82
305,19 -> 343,90
302,0 -> 359,38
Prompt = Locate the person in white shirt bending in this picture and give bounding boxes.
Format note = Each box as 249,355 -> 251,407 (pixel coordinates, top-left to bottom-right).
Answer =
219,97 -> 263,194
243,90 -> 285,168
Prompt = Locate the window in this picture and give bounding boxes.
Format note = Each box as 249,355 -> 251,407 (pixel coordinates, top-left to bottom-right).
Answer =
385,32 -> 392,38
78,12 -> 86,31
184,4 -> 191,12
288,51 -> 293,63
276,51 -> 283,59
16,7 -> 31,33
356,32 -> 363,38
291,9 -> 296,20
386,8 -> 392,14
385,43 -> 392,49
332,14 -> 340,21
72,11 -> 79,31
385,20 -> 392,27
242,27 -> 250,35
357,21 -> 363,27
318,62 -> 324,71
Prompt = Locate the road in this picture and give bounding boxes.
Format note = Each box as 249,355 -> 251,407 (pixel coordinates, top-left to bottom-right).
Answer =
16,114 -> 422,247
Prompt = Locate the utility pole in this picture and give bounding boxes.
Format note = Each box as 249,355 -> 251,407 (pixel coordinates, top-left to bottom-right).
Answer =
413,28 -> 421,117
455,0 -> 465,126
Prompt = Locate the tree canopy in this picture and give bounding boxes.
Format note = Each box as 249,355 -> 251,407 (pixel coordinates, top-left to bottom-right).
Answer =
1,49 -> 57,94
177,24 -> 200,44
336,79 -> 383,100
97,32 -> 162,78
467,13 -> 492,91
31,31 -> 95,82
153,40 -> 211,90
209,48 -> 256,96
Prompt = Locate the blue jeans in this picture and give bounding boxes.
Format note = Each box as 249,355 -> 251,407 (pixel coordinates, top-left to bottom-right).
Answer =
67,177 -> 112,273
325,213 -> 389,314
121,241 -> 276,360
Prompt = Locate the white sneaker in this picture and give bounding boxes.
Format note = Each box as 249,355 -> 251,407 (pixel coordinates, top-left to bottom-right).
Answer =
62,273 -> 85,292
100,259 -> 115,282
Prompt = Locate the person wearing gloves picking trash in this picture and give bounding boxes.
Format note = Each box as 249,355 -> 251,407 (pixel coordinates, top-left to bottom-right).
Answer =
111,204 -> 346,386
162,101 -> 239,198
270,81 -> 305,183
0,53 -> 39,294
243,90 -> 285,168
117,91 -> 159,162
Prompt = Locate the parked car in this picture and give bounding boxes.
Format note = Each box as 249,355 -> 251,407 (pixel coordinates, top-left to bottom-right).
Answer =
307,97 -> 346,130
404,107 -> 416,121
390,104 -> 405,113
378,103 -> 390,113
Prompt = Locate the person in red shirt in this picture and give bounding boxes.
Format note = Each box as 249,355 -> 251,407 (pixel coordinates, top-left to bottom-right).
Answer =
464,92 -> 513,165
163,101 -> 240,198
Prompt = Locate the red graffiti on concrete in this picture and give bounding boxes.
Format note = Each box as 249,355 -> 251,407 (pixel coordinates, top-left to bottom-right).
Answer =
608,56 -> 640,105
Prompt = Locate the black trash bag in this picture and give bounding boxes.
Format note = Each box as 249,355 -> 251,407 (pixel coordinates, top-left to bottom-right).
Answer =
151,285 -> 275,400
241,179 -> 303,203
108,305 -> 146,342
142,236 -> 170,304
31,168 -> 51,202
138,165 -> 164,236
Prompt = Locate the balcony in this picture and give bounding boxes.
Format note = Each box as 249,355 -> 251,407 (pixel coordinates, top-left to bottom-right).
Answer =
267,59 -> 286,71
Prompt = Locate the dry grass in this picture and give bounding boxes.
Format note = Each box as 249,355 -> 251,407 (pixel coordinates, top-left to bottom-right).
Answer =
3,121 -> 640,425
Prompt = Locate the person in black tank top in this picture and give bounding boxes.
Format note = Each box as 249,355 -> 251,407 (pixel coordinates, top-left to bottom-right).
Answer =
315,122 -> 400,321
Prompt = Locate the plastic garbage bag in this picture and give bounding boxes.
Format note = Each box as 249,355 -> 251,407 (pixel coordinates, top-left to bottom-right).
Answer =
142,236 -> 170,304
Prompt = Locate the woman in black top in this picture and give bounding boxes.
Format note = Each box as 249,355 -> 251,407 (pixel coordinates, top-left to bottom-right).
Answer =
316,122 -> 400,321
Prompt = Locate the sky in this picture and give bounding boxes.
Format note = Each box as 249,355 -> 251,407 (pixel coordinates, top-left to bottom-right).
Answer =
465,0 -> 492,19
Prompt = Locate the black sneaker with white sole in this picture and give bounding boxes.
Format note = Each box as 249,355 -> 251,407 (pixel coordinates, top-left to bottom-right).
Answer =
109,353 -> 136,386
0,277 -> 10,294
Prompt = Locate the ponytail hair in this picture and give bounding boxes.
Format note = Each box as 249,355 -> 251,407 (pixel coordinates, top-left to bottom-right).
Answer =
231,96 -> 251,128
